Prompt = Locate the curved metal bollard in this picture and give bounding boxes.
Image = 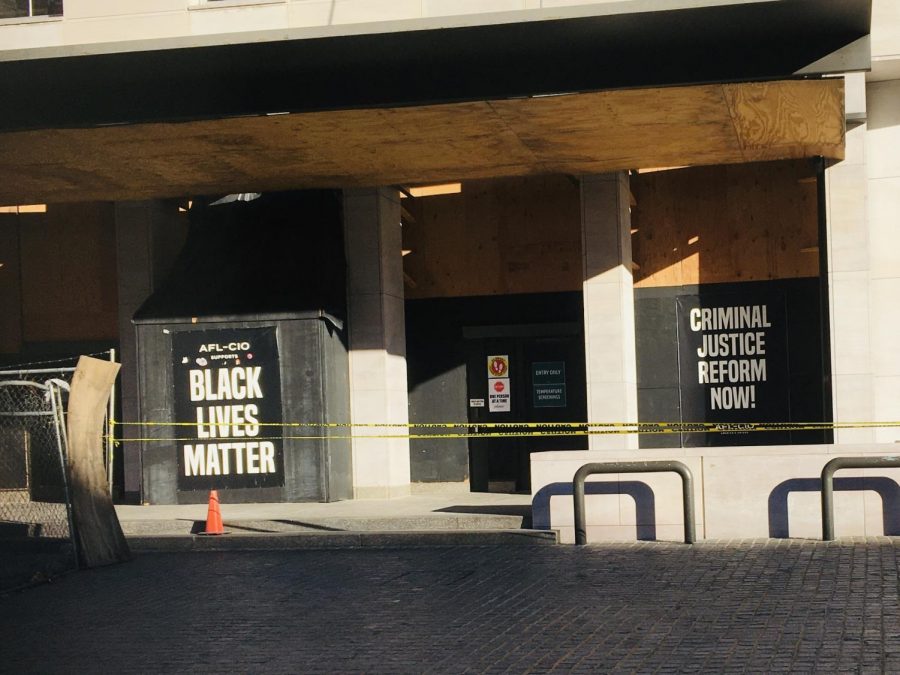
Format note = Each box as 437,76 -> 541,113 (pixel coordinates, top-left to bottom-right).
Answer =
573,460 -> 696,546
821,455 -> 900,541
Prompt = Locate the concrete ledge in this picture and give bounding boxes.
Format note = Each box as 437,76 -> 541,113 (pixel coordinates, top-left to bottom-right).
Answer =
532,444 -> 900,542
121,513 -> 529,535
128,529 -> 558,552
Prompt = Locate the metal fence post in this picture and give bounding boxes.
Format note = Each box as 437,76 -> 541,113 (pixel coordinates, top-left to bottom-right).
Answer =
48,380 -> 79,568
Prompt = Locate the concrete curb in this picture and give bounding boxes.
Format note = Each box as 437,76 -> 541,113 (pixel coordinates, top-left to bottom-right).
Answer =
120,514 -> 529,536
127,529 -> 558,552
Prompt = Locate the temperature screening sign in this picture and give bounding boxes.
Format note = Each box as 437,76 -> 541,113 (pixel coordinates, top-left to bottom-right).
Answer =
173,327 -> 285,490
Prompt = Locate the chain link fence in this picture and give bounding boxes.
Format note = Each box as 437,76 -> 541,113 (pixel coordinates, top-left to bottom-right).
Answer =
0,365 -> 76,591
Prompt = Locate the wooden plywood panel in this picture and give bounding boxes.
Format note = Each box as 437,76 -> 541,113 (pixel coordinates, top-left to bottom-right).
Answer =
403,191 -> 474,296
403,175 -> 581,299
631,160 -> 819,288
631,172 -> 700,288
0,79 -> 844,205
724,81 -> 845,160
492,177 -> 581,295
66,356 -> 129,568
19,203 -> 118,342
488,85 -> 744,172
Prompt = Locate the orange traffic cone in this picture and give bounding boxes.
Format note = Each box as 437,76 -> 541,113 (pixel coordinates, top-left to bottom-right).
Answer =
201,490 -> 224,535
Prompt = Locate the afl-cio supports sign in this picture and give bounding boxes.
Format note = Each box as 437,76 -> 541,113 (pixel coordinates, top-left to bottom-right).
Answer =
173,327 -> 285,491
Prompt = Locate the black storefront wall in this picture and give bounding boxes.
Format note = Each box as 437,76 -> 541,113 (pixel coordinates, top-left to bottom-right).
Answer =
635,278 -> 829,448
405,292 -> 585,484
132,190 -> 351,504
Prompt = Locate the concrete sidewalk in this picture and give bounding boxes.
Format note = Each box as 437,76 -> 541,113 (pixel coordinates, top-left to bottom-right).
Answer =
116,490 -> 548,549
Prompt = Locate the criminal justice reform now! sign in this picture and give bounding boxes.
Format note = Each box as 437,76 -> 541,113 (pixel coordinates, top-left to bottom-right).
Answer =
676,291 -> 788,445
173,327 -> 285,491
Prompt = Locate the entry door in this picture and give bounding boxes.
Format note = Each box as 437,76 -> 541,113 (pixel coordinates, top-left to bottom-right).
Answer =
466,328 -> 587,493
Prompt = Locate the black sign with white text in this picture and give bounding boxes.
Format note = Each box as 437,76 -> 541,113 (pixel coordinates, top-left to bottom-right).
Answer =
676,291 -> 789,446
173,327 -> 284,490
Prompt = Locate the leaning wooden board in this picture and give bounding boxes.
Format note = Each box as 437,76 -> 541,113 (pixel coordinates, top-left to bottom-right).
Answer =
66,355 -> 130,568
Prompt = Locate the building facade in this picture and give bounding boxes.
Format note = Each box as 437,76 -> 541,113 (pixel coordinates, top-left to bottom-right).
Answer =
1,0 -> 897,539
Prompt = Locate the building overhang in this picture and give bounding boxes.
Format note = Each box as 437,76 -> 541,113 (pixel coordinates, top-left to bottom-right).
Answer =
0,79 -> 844,204
0,0 -> 867,203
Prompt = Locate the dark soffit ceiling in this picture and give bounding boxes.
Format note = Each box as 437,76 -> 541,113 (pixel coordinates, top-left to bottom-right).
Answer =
0,0 -> 871,132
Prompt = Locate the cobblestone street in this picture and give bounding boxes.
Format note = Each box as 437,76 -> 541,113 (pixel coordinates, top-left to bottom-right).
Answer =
2,539 -> 900,673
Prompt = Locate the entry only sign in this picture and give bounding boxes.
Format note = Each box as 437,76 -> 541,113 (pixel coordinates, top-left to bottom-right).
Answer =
172,327 -> 285,491
532,361 -> 567,408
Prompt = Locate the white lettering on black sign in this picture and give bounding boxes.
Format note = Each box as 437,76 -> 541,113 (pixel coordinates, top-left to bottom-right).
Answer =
173,328 -> 284,491
689,304 -> 771,410
675,290 -> 791,447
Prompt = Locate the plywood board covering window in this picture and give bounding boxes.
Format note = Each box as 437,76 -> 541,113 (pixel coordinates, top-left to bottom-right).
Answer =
402,175 -> 582,300
631,160 -> 819,288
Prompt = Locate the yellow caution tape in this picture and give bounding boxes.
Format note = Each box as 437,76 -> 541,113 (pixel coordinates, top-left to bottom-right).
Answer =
104,420 -> 900,443
109,420 -> 900,430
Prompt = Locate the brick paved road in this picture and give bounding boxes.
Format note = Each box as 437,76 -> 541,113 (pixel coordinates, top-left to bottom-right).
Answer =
2,539 -> 900,673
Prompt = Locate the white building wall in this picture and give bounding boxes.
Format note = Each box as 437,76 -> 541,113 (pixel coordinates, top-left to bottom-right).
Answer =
827,0 -> 900,444
871,0 -> 900,70
0,0 -> 645,54
865,80 -> 900,444
826,123 -> 873,444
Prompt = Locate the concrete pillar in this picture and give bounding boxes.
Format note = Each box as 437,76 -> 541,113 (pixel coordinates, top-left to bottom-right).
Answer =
825,123 -> 874,444
865,80 -> 900,444
343,188 -> 411,498
580,173 -> 639,450
826,78 -> 900,445
114,200 -> 186,499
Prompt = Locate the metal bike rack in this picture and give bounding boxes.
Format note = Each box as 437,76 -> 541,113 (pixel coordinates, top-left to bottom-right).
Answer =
573,461 -> 696,546
821,455 -> 900,541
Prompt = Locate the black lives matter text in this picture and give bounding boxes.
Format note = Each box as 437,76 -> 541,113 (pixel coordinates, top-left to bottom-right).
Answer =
183,366 -> 277,477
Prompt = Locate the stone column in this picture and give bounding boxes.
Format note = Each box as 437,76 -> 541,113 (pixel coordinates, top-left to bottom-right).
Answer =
826,76 -> 900,445
114,200 -> 186,499
343,188 -> 411,498
825,122 -> 874,444
865,80 -> 900,444
580,173 -> 639,450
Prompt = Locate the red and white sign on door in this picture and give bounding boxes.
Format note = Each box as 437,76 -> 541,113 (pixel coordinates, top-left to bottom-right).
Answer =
487,355 -> 509,378
488,377 -> 511,412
